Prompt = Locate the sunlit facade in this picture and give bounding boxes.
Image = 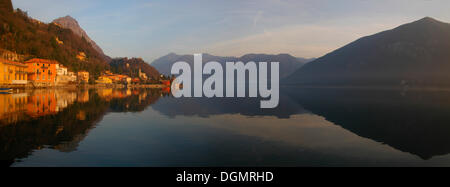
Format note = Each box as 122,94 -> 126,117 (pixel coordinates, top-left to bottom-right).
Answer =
0,58 -> 28,85
25,58 -> 58,84
95,76 -> 113,84
77,71 -> 89,83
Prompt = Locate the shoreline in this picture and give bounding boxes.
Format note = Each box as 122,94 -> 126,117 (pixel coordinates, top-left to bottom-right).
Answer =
1,83 -> 169,90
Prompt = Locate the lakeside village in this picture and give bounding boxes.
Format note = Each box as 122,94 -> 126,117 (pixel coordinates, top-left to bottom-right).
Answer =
0,57 -> 172,92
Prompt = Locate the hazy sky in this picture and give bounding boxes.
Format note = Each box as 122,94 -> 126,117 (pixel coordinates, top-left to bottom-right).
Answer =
11,0 -> 450,62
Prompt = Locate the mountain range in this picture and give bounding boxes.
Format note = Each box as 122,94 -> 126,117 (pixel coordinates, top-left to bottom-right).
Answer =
5,0 -> 450,87
151,53 -> 314,79
285,17 -> 450,87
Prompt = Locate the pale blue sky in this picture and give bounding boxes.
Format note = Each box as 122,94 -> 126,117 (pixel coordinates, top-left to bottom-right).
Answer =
11,0 -> 450,62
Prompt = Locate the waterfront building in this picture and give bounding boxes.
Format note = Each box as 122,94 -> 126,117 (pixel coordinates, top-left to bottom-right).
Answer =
56,64 -> 68,76
0,58 -> 28,85
25,58 -> 58,84
95,76 -> 113,84
138,68 -> 148,80
77,71 -> 89,83
67,71 -> 77,82
132,78 -> 140,84
55,64 -> 73,85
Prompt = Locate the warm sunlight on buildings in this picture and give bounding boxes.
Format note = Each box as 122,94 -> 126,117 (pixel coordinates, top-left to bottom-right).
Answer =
76,52 -> 86,61
77,71 -> 89,83
25,58 -> 58,85
95,75 -> 113,84
0,58 -> 28,85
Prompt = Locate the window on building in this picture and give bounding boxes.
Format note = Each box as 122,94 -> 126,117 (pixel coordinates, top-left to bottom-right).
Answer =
43,75 -> 45,80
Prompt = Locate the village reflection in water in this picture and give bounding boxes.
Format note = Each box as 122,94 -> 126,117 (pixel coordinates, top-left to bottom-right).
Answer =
0,88 -> 170,166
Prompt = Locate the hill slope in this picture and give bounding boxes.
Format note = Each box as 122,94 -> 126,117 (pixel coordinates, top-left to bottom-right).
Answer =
110,58 -> 160,79
52,15 -> 108,60
0,0 -> 12,12
285,17 -> 450,87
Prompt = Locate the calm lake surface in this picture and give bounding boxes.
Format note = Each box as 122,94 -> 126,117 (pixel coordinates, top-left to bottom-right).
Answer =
2,87 -> 450,166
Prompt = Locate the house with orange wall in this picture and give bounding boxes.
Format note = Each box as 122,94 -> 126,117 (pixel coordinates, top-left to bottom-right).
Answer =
25,58 -> 58,84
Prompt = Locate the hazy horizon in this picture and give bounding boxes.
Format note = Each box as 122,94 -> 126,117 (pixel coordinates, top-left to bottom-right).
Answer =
11,0 -> 450,62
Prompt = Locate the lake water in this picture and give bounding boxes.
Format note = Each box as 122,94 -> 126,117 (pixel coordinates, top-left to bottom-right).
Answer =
2,87 -> 450,167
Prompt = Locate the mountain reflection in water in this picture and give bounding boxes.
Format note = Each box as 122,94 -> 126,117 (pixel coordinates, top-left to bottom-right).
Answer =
2,87 -> 450,166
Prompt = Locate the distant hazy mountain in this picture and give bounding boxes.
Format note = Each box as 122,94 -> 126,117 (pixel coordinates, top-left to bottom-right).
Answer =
52,16 -> 109,61
297,57 -> 316,64
285,17 -> 450,87
151,53 -> 312,79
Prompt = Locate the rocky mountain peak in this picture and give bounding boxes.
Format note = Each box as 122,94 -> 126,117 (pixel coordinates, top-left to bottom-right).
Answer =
52,15 -> 106,57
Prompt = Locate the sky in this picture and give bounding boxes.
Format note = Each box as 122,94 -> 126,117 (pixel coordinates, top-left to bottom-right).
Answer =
11,0 -> 450,63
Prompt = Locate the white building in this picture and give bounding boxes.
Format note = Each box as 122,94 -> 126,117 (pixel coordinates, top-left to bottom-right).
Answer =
139,68 -> 148,80
56,64 -> 68,76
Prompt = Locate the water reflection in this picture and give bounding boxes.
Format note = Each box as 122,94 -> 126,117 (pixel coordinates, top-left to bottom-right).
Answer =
2,87 -> 450,166
151,87 -> 450,162
0,88 -> 166,166
284,88 -> 450,160
151,91 -> 307,118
